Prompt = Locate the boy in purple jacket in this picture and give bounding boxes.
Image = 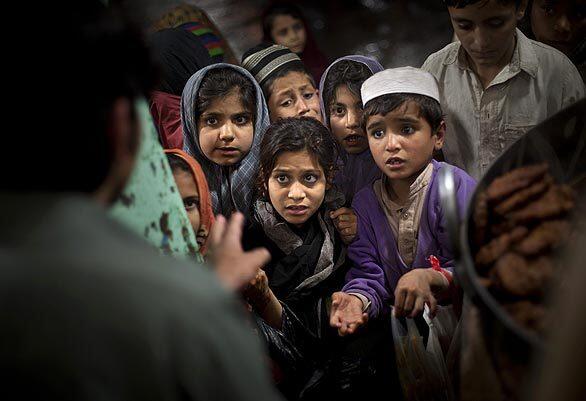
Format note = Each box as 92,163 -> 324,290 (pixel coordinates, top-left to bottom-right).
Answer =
330,67 -> 476,336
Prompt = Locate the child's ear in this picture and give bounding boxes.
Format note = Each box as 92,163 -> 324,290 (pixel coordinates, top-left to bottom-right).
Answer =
434,121 -> 446,151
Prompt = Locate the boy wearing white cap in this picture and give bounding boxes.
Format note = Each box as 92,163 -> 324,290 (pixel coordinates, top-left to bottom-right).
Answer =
330,67 -> 476,336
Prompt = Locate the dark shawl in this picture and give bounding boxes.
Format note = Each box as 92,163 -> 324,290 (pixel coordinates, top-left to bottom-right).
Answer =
250,190 -> 346,336
150,28 -> 212,96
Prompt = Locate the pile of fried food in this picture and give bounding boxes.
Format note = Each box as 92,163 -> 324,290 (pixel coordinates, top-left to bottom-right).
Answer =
473,163 -> 575,334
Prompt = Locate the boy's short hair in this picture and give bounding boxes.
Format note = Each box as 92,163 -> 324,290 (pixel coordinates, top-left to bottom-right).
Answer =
322,60 -> 372,122
362,94 -> 444,133
443,0 -> 522,8
13,1 -> 156,193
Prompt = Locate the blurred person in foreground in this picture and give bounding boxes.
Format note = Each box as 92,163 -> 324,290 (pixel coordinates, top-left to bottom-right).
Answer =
0,2 -> 282,400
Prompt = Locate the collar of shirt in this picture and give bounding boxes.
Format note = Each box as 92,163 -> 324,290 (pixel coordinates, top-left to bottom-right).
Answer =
382,162 -> 433,213
444,29 -> 538,86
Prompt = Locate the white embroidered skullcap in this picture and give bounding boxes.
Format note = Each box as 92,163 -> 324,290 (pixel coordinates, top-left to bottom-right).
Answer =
361,67 -> 440,106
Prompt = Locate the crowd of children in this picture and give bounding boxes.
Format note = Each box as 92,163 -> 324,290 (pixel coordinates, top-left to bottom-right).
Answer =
144,1 -> 585,399
8,1 -> 584,400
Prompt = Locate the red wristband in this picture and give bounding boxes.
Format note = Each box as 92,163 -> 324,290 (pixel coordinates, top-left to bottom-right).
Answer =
428,255 -> 453,285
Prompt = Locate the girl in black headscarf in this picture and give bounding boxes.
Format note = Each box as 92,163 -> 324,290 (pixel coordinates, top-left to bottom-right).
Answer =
149,28 -> 212,149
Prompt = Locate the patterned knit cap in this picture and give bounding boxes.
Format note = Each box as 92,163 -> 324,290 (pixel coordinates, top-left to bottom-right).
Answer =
242,43 -> 306,86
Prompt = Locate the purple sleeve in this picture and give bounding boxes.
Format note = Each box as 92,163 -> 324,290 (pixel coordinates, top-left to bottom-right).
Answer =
435,168 -> 476,271
341,192 -> 390,319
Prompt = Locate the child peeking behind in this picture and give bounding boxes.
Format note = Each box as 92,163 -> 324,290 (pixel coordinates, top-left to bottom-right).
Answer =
164,149 -> 214,256
242,44 -> 322,123
181,64 -> 270,219
260,3 -> 329,83
330,67 -> 476,336
319,55 -> 384,204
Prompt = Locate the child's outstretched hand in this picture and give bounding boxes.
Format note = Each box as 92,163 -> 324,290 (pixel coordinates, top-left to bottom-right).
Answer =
329,292 -> 369,336
394,268 -> 447,318
330,207 -> 357,244
243,269 -> 271,312
243,269 -> 283,329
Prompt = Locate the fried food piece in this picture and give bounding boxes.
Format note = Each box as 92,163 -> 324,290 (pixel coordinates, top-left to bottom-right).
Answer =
516,220 -> 571,256
509,185 -> 575,224
493,253 -> 554,297
475,226 -> 529,268
473,163 -> 577,338
503,300 -> 547,333
490,220 -> 514,237
486,163 -> 548,202
477,276 -> 492,289
493,175 -> 552,216
474,191 -> 489,245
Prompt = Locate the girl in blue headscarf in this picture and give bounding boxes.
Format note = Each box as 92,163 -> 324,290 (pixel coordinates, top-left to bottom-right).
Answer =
182,64 -> 271,220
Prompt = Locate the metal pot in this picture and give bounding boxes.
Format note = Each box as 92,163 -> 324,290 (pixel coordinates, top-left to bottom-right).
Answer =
439,98 -> 586,357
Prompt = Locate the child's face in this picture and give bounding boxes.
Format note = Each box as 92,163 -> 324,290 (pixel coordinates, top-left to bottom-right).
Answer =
531,0 -> 586,57
329,85 -> 369,154
198,90 -> 254,166
172,169 -> 209,249
366,101 -> 444,182
267,150 -> 327,227
270,14 -> 307,54
449,0 -> 526,68
268,71 -> 322,123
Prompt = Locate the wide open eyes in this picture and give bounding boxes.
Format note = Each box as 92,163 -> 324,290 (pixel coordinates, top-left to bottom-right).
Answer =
183,196 -> 200,211
276,174 -> 289,184
371,129 -> 385,139
205,116 -> 218,126
304,173 -> 318,184
273,173 -> 319,186
331,105 -> 345,117
233,114 -> 250,125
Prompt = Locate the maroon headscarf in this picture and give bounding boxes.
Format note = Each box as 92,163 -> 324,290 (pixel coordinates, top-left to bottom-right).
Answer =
149,91 -> 182,149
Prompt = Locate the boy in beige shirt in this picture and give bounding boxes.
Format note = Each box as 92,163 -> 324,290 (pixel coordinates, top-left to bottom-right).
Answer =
423,0 -> 585,178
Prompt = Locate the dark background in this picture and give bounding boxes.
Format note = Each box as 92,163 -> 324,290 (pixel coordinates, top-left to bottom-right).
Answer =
137,0 -> 454,68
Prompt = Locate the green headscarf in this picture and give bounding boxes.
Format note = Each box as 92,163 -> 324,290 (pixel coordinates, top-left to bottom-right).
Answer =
110,99 -> 201,262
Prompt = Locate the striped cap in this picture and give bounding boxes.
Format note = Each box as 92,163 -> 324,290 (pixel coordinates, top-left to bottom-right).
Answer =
242,43 -> 305,85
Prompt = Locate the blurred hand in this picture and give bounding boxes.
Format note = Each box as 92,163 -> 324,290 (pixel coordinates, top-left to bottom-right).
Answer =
208,212 -> 270,291
329,292 -> 369,336
330,207 -> 357,244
